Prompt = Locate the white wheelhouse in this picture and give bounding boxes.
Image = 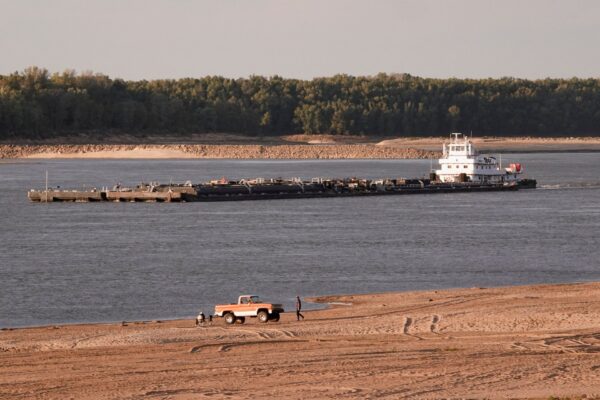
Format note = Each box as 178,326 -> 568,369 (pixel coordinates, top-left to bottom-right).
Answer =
435,133 -> 522,184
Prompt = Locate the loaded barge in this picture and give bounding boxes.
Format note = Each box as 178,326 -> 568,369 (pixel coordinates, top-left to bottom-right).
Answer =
28,133 -> 536,203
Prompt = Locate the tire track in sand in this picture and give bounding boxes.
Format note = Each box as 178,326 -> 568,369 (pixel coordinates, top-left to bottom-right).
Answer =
402,317 -> 423,340
190,339 -> 308,353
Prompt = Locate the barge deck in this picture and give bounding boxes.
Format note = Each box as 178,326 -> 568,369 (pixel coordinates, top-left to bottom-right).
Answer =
28,178 -> 536,203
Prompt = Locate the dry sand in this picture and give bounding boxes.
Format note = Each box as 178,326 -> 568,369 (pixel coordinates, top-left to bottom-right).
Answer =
0,144 -> 436,160
377,136 -> 600,152
2,282 -> 600,399
27,147 -> 199,159
2,135 -> 600,159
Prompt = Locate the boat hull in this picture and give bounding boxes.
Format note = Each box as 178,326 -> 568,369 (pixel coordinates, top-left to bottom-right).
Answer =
28,182 -> 525,203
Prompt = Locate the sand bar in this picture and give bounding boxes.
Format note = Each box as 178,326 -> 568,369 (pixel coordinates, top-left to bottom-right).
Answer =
376,136 -> 600,152
0,144 -> 435,160
2,282 -> 600,399
2,136 -> 600,159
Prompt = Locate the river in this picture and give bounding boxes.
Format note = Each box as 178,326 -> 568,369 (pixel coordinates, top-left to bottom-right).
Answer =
1,154 -> 599,327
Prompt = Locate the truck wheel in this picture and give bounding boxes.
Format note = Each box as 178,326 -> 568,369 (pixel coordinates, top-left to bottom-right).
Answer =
224,312 -> 236,325
257,310 -> 269,323
270,312 -> 280,322
236,317 -> 246,324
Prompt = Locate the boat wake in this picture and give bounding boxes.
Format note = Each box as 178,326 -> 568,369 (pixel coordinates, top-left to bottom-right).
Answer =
539,183 -> 600,190
538,184 -> 561,190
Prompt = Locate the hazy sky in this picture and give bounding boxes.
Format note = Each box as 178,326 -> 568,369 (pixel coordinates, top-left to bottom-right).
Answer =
1,0 -> 599,80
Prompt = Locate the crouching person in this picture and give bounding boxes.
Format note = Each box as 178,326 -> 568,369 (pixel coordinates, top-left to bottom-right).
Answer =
195,311 -> 206,327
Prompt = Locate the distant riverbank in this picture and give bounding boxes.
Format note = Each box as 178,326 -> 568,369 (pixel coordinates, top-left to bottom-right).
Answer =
0,143 -> 436,159
376,136 -> 600,153
1,135 -> 600,159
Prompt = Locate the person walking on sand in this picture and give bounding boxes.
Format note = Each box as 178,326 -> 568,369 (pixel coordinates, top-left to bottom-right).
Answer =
296,296 -> 304,321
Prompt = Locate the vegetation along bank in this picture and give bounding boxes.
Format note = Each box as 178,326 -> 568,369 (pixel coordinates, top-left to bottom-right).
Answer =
2,67 -> 600,140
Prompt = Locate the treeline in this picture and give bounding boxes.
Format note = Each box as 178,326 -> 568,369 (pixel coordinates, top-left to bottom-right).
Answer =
1,66 -> 600,139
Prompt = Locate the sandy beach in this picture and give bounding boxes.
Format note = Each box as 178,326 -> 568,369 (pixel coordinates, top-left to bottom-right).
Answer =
376,136 -> 600,153
2,282 -> 600,399
0,143 -> 435,160
1,135 -> 600,159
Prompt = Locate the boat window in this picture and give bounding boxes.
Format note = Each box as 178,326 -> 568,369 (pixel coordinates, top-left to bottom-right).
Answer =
464,165 -> 468,168
448,165 -> 452,169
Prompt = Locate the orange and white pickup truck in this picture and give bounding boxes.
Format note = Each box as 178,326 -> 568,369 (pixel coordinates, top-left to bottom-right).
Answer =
214,295 -> 284,324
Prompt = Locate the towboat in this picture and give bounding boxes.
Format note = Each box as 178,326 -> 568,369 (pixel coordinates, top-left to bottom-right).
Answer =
434,133 -> 527,185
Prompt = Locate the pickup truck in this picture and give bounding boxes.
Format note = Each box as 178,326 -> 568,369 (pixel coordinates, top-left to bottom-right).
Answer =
214,295 -> 284,324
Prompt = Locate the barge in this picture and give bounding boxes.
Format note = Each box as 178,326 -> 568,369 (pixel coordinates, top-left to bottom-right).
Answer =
28,133 -> 536,203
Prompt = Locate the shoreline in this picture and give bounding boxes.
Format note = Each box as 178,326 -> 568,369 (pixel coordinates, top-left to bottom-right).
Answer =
1,280 -> 585,331
0,144 -> 437,160
2,136 -> 600,159
0,302 -> 330,331
3,281 -> 600,398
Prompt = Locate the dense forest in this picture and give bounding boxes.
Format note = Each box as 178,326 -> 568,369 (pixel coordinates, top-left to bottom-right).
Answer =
1,66 -> 600,139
